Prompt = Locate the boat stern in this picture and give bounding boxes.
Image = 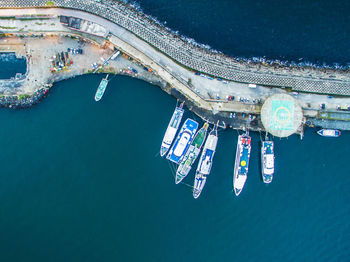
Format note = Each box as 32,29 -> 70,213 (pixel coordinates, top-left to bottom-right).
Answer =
263,174 -> 273,184
175,171 -> 185,184
234,188 -> 242,196
193,173 -> 207,199
233,174 -> 247,196
160,146 -> 168,157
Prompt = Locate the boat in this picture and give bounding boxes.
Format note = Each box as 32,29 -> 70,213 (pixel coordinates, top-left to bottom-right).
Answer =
111,50 -> 120,60
167,118 -> 198,164
193,124 -> 218,199
175,122 -> 209,184
317,129 -> 341,137
160,102 -> 185,157
233,132 -> 252,196
261,138 -> 274,184
94,74 -> 109,101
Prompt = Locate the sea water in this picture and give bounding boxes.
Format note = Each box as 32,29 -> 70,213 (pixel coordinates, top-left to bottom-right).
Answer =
0,53 -> 26,79
135,0 -> 350,67
0,1 -> 350,261
0,75 -> 348,261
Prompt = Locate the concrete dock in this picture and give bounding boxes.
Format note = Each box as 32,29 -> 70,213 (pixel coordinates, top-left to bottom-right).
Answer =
1,3 -> 350,135
1,0 -> 350,95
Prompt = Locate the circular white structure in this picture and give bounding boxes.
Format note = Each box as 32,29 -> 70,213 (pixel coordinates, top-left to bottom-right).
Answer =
261,94 -> 303,137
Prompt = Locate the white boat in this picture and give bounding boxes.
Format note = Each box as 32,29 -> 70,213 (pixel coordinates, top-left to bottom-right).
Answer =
175,122 -> 209,184
261,140 -> 274,184
233,132 -> 251,196
167,118 -> 198,164
160,102 -> 184,157
193,125 -> 218,199
317,129 -> 341,137
94,74 -> 109,101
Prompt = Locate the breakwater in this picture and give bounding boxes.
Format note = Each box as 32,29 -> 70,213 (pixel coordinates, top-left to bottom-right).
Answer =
0,88 -> 48,109
1,0 -> 350,95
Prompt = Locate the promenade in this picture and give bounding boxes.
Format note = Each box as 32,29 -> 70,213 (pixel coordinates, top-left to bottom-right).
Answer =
2,3 -> 350,134
1,0 -> 350,95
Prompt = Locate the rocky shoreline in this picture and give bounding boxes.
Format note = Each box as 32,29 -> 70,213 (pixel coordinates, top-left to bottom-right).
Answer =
0,87 -> 48,109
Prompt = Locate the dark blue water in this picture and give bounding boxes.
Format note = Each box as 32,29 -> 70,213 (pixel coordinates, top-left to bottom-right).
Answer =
0,74 -> 349,261
135,0 -> 350,66
0,53 -> 26,79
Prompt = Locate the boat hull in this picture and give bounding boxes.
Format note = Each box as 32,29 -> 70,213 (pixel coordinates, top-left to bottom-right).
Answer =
233,134 -> 251,196
94,75 -> 109,101
167,118 -> 198,164
317,129 -> 341,137
261,141 -> 274,184
192,128 -> 218,199
176,146 -> 200,184
160,106 -> 184,157
193,173 -> 207,199
175,123 -> 209,184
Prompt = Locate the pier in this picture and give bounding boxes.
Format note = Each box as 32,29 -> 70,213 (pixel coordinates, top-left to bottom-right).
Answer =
1,0 -> 350,95
1,1 -> 350,136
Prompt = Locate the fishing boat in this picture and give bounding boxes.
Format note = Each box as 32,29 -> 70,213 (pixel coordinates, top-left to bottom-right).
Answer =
167,118 -> 198,164
193,124 -> 218,199
94,74 -> 109,101
233,132 -> 251,196
261,138 -> 274,184
175,122 -> 209,184
317,129 -> 341,137
160,102 -> 185,157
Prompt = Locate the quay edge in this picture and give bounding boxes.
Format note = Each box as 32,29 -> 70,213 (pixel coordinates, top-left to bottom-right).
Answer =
0,1 -> 350,95
0,4 -> 350,135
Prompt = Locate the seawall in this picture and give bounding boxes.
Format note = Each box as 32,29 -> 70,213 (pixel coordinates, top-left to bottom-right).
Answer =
2,4 -> 350,134
1,0 -> 350,95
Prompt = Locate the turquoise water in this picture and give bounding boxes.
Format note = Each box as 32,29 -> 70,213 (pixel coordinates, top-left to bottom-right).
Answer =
0,74 -> 349,261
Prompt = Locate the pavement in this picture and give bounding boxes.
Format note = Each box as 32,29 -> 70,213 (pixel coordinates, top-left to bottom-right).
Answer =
1,8 -> 350,131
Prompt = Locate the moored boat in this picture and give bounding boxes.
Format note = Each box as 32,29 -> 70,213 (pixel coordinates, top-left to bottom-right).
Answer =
176,122 -> 209,184
317,129 -> 341,137
193,124 -> 218,199
94,74 -> 109,101
233,132 -> 251,196
261,140 -> 274,184
160,102 -> 184,157
167,118 -> 198,164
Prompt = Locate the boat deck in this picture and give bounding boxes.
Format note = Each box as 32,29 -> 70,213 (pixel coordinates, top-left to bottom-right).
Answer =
192,130 -> 205,148
239,146 -> 250,175
170,108 -> 183,128
264,142 -> 273,154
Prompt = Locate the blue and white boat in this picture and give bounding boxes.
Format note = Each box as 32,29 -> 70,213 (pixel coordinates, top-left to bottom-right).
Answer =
261,140 -> 274,184
160,102 -> 185,157
175,122 -> 209,184
167,118 -> 199,164
233,132 -> 251,196
317,129 -> 341,137
193,124 -> 218,199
